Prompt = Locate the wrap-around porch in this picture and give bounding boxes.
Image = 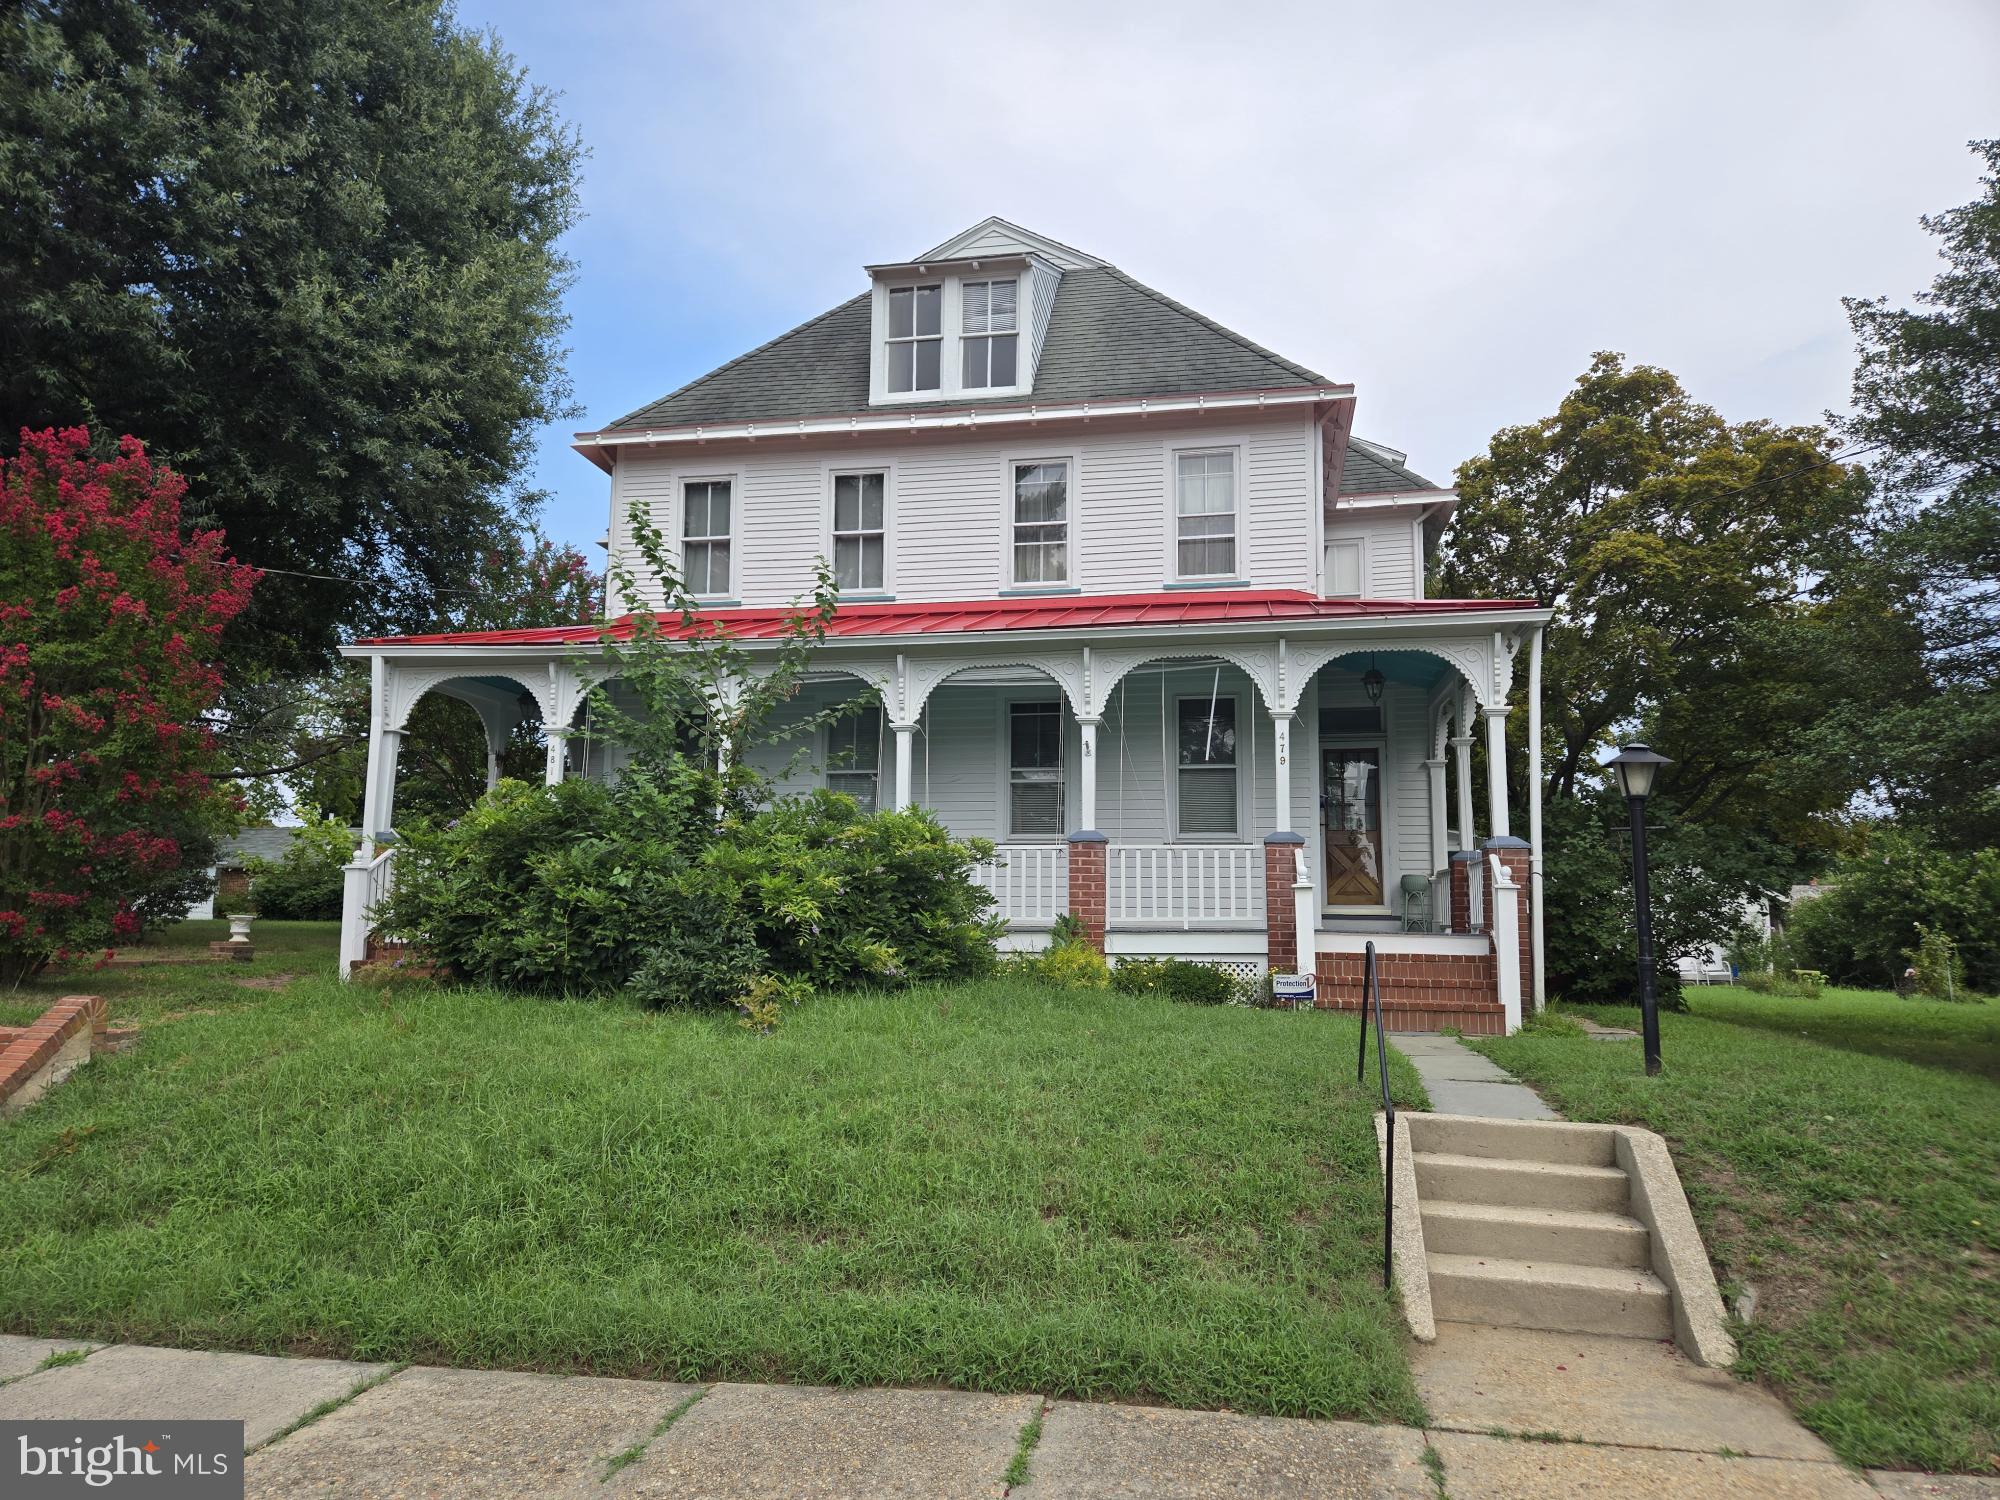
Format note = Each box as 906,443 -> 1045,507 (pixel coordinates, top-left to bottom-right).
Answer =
339,599 -> 1549,1032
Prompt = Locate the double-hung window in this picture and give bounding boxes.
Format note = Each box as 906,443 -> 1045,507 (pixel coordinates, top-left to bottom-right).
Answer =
682,478 -> 732,596
886,283 -> 942,393
1011,460 -> 1069,585
961,278 -> 1018,389
1176,696 -> 1239,836
1008,701 -> 1065,837
827,711 -> 883,812
1175,450 -> 1238,579
832,471 -> 886,591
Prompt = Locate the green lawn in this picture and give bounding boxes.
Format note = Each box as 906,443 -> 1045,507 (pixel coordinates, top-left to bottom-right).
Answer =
0,929 -> 1428,1423
1476,986 -> 2000,1475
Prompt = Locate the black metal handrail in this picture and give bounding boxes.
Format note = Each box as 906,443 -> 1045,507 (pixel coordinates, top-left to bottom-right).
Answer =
1354,939 -> 1393,1290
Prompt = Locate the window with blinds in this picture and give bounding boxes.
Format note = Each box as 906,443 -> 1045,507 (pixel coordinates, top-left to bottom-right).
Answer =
832,471 -> 886,590
1176,696 -> 1239,836
681,478 -> 732,596
961,278 -> 1018,388
1008,701 -> 1064,837
1175,450 -> 1237,578
827,711 -> 882,812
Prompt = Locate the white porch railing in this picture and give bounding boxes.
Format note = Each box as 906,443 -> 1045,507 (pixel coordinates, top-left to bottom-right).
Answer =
338,844 -> 398,979
972,844 -> 1068,926
1109,843 -> 1262,927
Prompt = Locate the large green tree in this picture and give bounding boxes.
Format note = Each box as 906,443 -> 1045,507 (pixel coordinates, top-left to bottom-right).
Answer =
0,0 -> 582,675
1831,139 -> 2000,848
1439,354 -> 1911,1000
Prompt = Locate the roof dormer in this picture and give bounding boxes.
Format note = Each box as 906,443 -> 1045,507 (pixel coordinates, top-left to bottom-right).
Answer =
864,220 -> 1098,407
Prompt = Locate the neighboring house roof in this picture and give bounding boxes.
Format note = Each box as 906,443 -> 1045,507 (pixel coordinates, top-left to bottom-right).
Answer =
360,589 -> 1542,649
216,826 -> 359,868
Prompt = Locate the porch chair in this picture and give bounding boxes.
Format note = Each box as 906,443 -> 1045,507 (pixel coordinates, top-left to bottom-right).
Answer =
1399,873 -> 1433,933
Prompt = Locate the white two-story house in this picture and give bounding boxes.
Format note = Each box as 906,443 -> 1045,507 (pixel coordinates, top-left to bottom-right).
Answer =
341,219 -> 1553,1033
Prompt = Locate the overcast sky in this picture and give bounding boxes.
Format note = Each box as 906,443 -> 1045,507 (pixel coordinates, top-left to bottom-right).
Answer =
454,0 -> 2000,553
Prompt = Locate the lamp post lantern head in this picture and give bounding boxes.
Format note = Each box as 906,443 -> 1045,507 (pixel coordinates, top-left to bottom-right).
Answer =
1610,742 -> 1671,802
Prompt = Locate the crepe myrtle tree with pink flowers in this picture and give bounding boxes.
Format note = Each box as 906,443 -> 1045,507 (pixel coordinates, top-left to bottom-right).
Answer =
0,428 -> 257,983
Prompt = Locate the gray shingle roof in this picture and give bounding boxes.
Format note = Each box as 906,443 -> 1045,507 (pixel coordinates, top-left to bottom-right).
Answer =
605,266 -> 1332,431
1339,443 -> 1443,495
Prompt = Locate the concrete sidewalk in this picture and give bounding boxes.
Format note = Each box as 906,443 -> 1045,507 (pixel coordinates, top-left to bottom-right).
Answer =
4,1334 -> 1984,1498
1388,1031 -> 1558,1120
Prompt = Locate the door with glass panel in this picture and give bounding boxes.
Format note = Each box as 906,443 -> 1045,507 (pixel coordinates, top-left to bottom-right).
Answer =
1321,747 -> 1384,906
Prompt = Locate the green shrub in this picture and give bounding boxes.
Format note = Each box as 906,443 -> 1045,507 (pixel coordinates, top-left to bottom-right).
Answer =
1787,830 -> 2000,993
1110,957 -> 1244,1006
1906,923 -> 1967,1001
382,773 -> 1000,1005
1035,941 -> 1110,989
245,808 -> 355,920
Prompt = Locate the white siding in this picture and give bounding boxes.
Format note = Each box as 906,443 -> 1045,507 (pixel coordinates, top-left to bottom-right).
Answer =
1026,260 -> 1062,380
1324,512 -> 1421,598
608,414 -> 1319,606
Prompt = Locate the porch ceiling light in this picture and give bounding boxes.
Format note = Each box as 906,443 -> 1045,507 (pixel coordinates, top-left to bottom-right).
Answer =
1609,742 -> 1670,802
1361,656 -> 1386,705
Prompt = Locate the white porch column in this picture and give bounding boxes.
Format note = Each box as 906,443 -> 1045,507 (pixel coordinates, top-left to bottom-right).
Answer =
1527,624 -> 1546,1012
1077,715 -> 1101,830
1490,854 -> 1523,1033
486,745 -> 503,792
891,722 -> 916,811
1270,709 -> 1295,834
1425,757 -> 1448,872
375,729 -> 405,832
1451,737 -> 1475,851
1483,704 -> 1512,841
544,732 -> 566,786
358,654 -> 387,857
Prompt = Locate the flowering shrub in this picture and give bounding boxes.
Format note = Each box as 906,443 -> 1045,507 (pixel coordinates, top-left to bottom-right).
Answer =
0,429 -> 256,981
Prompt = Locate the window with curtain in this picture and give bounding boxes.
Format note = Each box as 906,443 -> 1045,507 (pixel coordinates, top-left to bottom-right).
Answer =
827,711 -> 882,812
886,284 -> 942,393
1012,461 -> 1069,584
1177,696 -> 1239,836
1175,450 -> 1237,578
961,278 -> 1018,388
832,472 -> 886,590
681,478 -> 732,595
1008,701 -> 1064,836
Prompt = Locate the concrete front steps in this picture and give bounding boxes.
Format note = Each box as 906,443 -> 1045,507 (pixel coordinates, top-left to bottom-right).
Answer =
1393,1113 -> 1735,1364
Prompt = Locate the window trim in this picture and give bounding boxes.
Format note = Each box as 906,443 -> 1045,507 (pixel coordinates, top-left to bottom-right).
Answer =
1000,449 -> 1081,592
1000,694 -> 1069,842
959,275 -> 1021,392
1169,690 -> 1246,843
1165,441 -> 1246,584
823,706 -> 886,813
882,281 -> 944,396
870,268 -> 1034,406
822,461 -> 896,599
675,470 -> 741,601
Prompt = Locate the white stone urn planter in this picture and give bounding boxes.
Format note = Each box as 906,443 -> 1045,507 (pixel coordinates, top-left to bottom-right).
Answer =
226,914 -> 255,945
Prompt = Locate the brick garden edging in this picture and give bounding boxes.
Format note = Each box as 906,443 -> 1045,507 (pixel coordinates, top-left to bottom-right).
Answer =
0,994 -> 109,1116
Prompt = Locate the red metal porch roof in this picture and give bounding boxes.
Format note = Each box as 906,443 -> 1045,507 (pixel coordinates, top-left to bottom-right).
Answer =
357,589 -> 1543,648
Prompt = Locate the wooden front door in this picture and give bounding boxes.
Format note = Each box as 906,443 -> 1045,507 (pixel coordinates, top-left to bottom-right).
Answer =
1322,747 -> 1384,906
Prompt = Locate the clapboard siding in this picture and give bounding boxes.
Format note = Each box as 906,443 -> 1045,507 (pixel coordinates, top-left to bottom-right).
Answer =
607,413 -> 1319,606
1325,512 -> 1422,598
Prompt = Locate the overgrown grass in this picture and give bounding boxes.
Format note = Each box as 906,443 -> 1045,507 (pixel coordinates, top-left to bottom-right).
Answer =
0,960 -> 1428,1424
1475,988 -> 2000,1474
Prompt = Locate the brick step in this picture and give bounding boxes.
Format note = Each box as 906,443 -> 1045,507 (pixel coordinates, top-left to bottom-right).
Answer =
1313,998 -> 1507,1035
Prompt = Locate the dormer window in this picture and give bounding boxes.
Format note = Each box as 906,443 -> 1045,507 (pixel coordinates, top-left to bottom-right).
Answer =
885,284 -> 942,393
961,279 -> 1018,389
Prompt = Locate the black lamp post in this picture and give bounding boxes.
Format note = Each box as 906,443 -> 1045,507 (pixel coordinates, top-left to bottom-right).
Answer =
1610,743 -> 1672,1076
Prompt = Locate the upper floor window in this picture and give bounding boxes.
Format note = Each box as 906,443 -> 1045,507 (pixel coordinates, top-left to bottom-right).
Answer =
1008,700 -> 1065,836
961,278 -> 1018,389
832,471 -> 886,591
827,711 -> 882,812
1011,460 -> 1069,585
682,478 -> 732,595
1326,538 -> 1363,597
1175,450 -> 1237,579
886,284 -> 942,393
1176,696 -> 1239,836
